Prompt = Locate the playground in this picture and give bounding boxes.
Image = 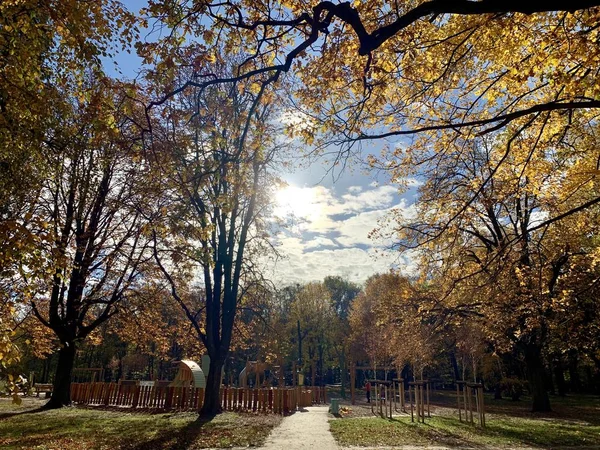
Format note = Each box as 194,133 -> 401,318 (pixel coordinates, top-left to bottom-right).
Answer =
2,340 -> 599,450
4,308 -> 600,450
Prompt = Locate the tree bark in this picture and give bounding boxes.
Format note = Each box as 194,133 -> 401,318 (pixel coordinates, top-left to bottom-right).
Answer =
524,344 -> 551,412
494,384 -> 503,400
449,351 -> 460,381
553,357 -> 567,396
568,350 -> 581,393
45,343 -> 76,409
340,352 -> 347,398
200,356 -> 224,417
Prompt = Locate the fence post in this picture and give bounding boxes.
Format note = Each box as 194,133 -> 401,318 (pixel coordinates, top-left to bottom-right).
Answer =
457,382 -> 462,421
165,386 -> 173,409
132,385 -> 140,409
409,384 -> 414,422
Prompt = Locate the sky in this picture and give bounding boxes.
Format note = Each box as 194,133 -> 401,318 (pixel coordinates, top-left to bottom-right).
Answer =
264,159 -> 420,286
112,0 -> 420,287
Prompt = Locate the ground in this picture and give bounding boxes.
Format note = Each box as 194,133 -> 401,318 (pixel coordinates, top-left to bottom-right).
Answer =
329,389 -> 600,448
1,391 -> 599,449
0,397 -> 282,450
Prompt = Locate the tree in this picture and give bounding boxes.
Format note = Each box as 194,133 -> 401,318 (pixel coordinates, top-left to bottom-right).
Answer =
26,78 -> 151,408
349,272 -> 444,380
288,282 -> 337,385
0,0 -> 137,383
143,1 -> 600,143
324,276 -> 360,321
348,275 -> 392,372
150,59 -> 283,416
323,276 -> 360,396
140,2 -> 600,253
1,0 -> 137,229
141,9 -> 600,401
388,133 -> 600,411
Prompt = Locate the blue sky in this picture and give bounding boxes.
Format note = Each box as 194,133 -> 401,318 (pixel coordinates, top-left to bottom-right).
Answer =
266,171 -> 420,285
112,0 -> 419,286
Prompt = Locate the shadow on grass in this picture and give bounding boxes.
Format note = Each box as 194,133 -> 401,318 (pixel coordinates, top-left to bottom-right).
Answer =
430,414 -> 600,448
431,391 -> 600,426
129,414 -> 216,450
0,406 -> 47,420
383,417 -> 489,449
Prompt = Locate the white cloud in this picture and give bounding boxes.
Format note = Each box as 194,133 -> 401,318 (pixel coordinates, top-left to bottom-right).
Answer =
529,210 -> 548,227
265,247 -> 386,285
267,183 -> 418,284
304,236 -> 338,250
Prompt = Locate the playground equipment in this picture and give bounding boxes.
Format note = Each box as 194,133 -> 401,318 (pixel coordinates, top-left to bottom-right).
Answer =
170,360 -> 206,388
408,380 -> 430,423
350,364 -> 396,405
368,380 -> 394,418
392,378 -> 406,413
457,381 -> 486,427
239,361 -> 277,388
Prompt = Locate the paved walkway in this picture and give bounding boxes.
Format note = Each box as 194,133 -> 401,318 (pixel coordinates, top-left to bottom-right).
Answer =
255,408 -> 537,450
259,406 -> 339,449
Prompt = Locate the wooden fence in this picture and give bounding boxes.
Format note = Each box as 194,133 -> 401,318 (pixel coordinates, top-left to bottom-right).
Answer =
70,383 -> 326,413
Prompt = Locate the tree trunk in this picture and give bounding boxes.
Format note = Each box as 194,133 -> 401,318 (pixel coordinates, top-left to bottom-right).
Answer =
200,356 -> 224,417
450,351 -> 460,381
41,356 -> 51,383
553,357 -> 567,396
568,350 -> 581,393
494,384 -> 503,400
297,320 -> 302,366
45,343 -> 76,409
340,352 -> 347,398
318,345 -> 324,386
524,344 -> 551,412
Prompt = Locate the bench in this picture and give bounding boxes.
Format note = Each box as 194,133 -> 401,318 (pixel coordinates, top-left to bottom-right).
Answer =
34,383 -> 53,397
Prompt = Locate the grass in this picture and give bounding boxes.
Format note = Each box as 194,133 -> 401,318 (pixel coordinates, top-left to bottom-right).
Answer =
0,398 -> 282,450
330,393 -> 600,448
330,415 -> 600,448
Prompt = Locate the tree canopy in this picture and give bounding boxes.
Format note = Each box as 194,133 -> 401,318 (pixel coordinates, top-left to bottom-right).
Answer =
2,0 -> 600,416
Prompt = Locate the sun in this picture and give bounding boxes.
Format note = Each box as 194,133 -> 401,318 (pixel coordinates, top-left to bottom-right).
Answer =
274,185 -> 317,220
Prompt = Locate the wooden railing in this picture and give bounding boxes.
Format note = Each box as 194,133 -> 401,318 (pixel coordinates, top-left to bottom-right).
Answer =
70,383 -> 326,413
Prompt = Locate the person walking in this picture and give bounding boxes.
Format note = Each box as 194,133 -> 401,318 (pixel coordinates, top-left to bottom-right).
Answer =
365,380 -> 371,403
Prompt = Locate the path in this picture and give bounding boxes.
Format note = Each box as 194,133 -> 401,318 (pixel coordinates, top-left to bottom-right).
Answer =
259,406 -> 339,449
255,407 -> 538,450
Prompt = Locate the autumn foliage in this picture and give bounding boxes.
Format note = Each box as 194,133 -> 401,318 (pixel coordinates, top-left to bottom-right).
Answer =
2,0 -> 600,417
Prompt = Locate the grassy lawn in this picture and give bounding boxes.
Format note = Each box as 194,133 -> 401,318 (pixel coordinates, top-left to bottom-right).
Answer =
0,398 -> 282,450
330,394 -> 600,448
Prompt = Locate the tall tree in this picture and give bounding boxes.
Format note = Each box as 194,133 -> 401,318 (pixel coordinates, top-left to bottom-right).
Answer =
288,282 -> 337,385
150,60 -> 283,416
388,133 -> 600,411
27,78 -> 151,408
141,3 -> 600,257
0,0 -> 137,376
323,276 -> 360,396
